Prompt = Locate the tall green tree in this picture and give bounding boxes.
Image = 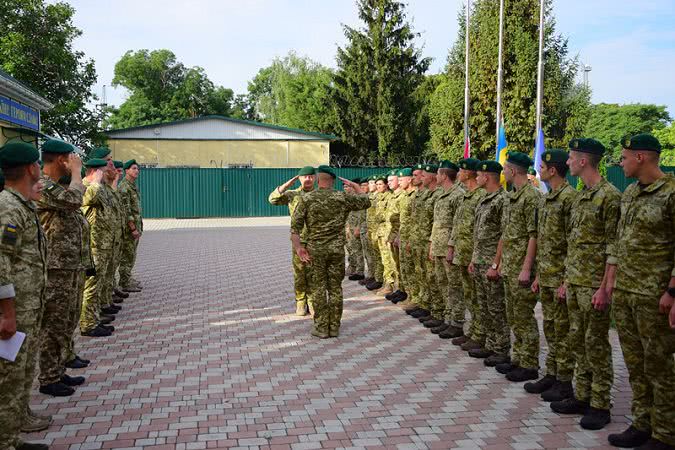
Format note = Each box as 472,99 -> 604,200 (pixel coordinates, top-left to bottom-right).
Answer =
429,0 -> 590,161
333,0 -> 431,160
583,103 -> 671,161
0,0 -> 103,148
653,121 -> 675,165
106,49 -> 235,129
247,52 -> 336,134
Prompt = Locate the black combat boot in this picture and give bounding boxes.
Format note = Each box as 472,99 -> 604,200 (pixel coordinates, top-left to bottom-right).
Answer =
550,397 -> 590,415
524,374 -> 556,394
541,380 -> 574,402
608,425 -> 651,448
580,407 -> 611,430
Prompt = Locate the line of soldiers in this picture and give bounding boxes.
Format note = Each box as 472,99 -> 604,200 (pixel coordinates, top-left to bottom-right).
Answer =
340,134 -> 673,450
0,140 -> 144,450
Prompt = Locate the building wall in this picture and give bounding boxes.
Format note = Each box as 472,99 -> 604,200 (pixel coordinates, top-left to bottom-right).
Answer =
107,139 -> 330,168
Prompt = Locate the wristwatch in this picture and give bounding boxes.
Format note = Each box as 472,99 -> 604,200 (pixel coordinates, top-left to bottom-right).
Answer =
667,287 -> 675,298
491,263 -> 498,270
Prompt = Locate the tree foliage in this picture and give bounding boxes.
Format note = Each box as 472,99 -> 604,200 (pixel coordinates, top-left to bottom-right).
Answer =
429,0 -> 590,161
333,0 -> 432,160
652,120 -> 675,166
0,0 -> 103,149
106,49 -> 235,129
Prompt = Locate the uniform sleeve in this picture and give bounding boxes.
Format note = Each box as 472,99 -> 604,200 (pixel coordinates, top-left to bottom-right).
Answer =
81,183 -> 102,207
0,208 -> 25,299
268,188 -> 291,206
290,197 -> 307,236
345,193 -> 371,211
603,190 -> 621,264
526,190 -> 540,238
36,180 -> 84,212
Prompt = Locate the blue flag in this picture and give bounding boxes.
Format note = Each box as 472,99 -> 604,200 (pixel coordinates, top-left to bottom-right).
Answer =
533,127 -> 548,193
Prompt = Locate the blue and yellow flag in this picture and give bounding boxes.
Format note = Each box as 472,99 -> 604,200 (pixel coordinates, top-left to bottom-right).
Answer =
496,118 -> 508,186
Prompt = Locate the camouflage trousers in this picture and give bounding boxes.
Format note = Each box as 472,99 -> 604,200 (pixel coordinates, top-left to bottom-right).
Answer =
613,288 -> 675,445
119,233 -> 140,287
111,233 -> 123,292
63,272 -> 85,363
392,243 -> 401,288
0,308 -> 43,448
398,240 -> 414,295
412,245 -> 435,311
310,250 -> 345,336
378,237 -> 397,289
38,269 -> 80,385
540,286 -> 573,381
504,277 -> 540,370
346,232 -> 365,275
567,284 -> 613,410
81,247 -> 113,332
460,265 -> 483,345
443,260 -> 465,327
474,265 -> 509,355
292,247 -> 311,306
366,231 -> 383,282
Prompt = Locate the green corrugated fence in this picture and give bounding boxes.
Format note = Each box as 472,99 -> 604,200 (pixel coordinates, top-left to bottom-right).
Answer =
136,166 -> 675,219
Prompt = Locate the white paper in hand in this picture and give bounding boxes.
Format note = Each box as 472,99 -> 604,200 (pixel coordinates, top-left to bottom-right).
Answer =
0,331 -> 26,362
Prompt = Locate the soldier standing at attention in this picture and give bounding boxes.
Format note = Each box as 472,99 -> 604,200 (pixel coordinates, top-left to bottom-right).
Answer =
388,168 -> 415,304
363,176 -> 383,290
118,160 -> 143,292
445,158 -> 484,343
606,134 -> 675,449
463,161 -> 510,365
550,138 -> 620,431
291,167 -> 370,338
0,141 -> 49,450
498,152 -> 541,383
110,161 -> 128,302
374,173 -> 394,295
346,177 -> 366,281
403,164 -> 427,316
526,149 -> 577,402
383,170 -> 403,297
268,166 -> 316,316
35,140 -> 87,399
100,161 -> 123,318
356,178 -> 371,280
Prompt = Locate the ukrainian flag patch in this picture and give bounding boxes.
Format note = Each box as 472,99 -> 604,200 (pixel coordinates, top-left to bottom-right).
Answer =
2,224 -> 18,246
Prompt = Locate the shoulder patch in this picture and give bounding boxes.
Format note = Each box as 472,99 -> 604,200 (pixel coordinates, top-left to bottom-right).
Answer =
2,224 -> 18,246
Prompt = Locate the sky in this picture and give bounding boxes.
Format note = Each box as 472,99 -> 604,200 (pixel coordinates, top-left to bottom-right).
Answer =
65,0 -> 675,117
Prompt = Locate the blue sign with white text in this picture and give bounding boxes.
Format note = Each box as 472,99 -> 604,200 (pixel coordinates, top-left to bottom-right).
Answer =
0,95 -> 40,131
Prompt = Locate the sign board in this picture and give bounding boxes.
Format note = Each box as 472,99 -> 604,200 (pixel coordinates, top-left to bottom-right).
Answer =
0,95 -> 40,131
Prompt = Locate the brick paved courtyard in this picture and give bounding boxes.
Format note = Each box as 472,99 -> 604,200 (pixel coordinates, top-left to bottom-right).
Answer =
26,219 -> 634,450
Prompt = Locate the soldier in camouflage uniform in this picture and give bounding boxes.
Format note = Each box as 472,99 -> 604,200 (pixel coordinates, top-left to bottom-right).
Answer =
463,161 -> 510,363
269,166 -> 316,316
403,164 -> 428,315
363,176 -> 383,290
550,138 -> 620,431
109,161 -> 127,301
525,150 -> 576,401
345,177 -> 366,280
607,134 -> 675,449
498,152 -> 541,382
291,167 -> 370,338
35,140 -> 88,399
374,174 -> 394,294
446,158 -> 484,343
118,159 -> 143,291
426,161 -> 464,334
358,178 -> 371,280
0,141 -> 49,450
100,162 -> 124,317
382,170 -> 403,296
389,168 -> 415,303
80,157 -> 117,337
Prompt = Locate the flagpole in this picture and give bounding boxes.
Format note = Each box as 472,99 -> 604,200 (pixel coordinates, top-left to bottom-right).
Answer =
535,0 -> 545,141
495,0 -> 505,153
463,0 -> 471,155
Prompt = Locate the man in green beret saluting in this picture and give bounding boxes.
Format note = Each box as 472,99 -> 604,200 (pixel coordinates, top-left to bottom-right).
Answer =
118,160 -> 143,293
0,141 -> 50,450
269,166 -> 316,316
606,134 -> 675,449
290,166 -> 370,338
550,138 -> 620,431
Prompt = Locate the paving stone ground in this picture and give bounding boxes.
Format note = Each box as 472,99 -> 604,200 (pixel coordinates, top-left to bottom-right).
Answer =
26,218 -> 634,450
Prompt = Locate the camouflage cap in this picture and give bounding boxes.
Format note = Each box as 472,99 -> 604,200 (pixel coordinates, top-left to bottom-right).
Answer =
542,149 -> 569,164
0,141 -> 40,168
477,160 -> 503,174
569,138 -> 605,155
41,139 -> 74,154
506,151 -> 533,168
622,133 -> 661,153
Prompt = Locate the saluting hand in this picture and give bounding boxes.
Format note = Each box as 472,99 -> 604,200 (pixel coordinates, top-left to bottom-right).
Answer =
338,177 -> 361,193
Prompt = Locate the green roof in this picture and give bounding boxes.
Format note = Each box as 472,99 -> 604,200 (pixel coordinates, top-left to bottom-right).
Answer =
106,115 -> 338,140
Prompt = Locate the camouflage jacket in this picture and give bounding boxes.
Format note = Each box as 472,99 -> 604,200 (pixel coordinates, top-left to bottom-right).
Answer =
472,188 -> 507,266
430,183 -> 465,257
415,187 -> 444,245
408,188 -> 428,245
384,189 -> 405,242
0,188 -> 48,311
565,178 -> 620,288
346,209 -> 366,235
268,186 -> 312,242
81,180 -> 116,250
501,182 -> 541,277
366,191 -> 379,236
108,185 -> 125,242
118,177 -> 143,234
36,174 -> 86,270
398,189 -> 417,242
450,187 -> 485,266
611,174 -> 675,297
374,191 -> 392,238
536,181 -> 576,288
291,189 -> 370,254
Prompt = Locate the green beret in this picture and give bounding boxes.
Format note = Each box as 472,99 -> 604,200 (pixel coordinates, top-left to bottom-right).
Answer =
542,149 -> 569,164
477,160 -> 503,174
423,164 -> 438,174
297,165 -> 315,176
351,177 -> 361,184
316,165 -> 336,178
41,139 -> 74,154
569,138 -> 605,155
506,151 -> 533,168
359,178 -> 369,184
398,167 -> 413,177
84,158 -> 108,168
123,159 -> 137,170
388,169 -> 398,177
89,147 -> 111,159
58,175 -> 71,185
0,141 -> 40,168
459,158 -> 480,171
622,133 -> 662,153
439,160 -> 459,171
527,167 -> 537,176
113,160 -> 123,169
376,173 -> 388,182
413,163 -> 425,171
